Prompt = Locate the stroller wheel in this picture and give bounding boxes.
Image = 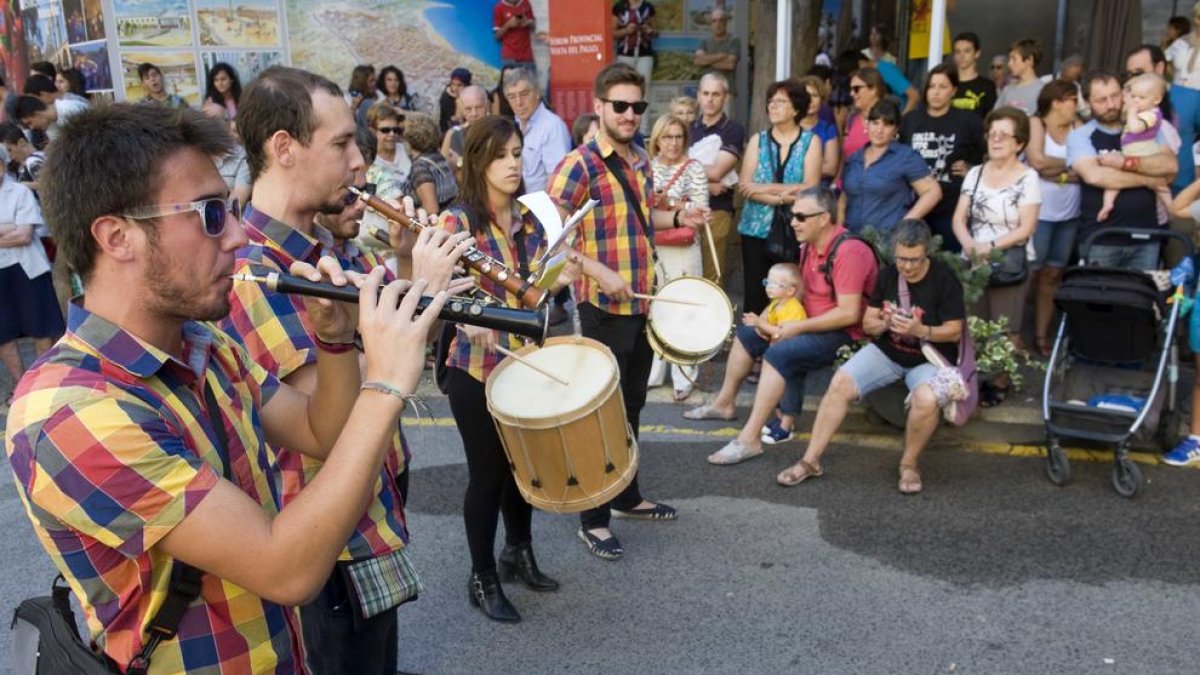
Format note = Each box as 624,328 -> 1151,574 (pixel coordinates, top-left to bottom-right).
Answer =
1045,443 -> 1070,486
1111,458 -> 1143,498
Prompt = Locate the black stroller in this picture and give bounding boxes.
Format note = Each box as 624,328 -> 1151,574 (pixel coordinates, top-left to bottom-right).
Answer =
1042,228 -> 1192,497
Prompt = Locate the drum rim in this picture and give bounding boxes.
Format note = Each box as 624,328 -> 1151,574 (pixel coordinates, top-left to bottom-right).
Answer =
486,335 -> 621,426
646,274 -> 732,360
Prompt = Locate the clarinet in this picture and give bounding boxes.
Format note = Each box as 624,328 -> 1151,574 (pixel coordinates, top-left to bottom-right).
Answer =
231,272 -> 549,345
348,187 -> 547,309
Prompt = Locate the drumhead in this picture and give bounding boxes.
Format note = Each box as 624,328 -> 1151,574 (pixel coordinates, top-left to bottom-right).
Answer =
488,338 -> 617,421
647,276 -> 733,355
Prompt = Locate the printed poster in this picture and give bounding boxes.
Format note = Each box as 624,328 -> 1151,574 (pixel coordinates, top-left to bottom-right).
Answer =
22,0 -> 69,65
196,0 -> 280,47
69,38 -> 112,90
120,49 -> 199,102
201,49 -> 283,86
114,0 -> 192,47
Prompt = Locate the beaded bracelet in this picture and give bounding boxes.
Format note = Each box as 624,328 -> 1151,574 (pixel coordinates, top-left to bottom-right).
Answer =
361,380 -> 416,404
315,337 -> 356,354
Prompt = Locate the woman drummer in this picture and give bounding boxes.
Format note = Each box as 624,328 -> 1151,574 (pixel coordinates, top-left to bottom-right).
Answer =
440,115 -> 581,623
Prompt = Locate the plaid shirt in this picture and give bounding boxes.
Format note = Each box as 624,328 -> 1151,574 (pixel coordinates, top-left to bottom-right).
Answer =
548,136 -> 655,316
222,204 -> 411,561
5,301 -> 303,673
439,205 -> 545,382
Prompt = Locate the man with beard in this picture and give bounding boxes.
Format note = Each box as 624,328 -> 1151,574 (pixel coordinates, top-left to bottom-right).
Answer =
1067,70 -> 1177,270
547,62 -> 708,560
222,66 -> 468,673
3,101 -> 461,672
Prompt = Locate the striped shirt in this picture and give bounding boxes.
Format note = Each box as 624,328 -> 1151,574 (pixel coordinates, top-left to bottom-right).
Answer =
5,302 -> 303,673
548,136 -> 656,315
440,204 -> 545,382
222,204 -> 411,560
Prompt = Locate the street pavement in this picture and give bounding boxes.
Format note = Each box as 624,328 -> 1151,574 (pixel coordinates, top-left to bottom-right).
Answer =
3,390 -> 1200,674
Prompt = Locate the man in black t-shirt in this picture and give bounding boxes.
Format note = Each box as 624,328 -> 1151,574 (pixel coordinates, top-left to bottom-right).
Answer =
950,32 -> 996,119
777,220 -> 965,494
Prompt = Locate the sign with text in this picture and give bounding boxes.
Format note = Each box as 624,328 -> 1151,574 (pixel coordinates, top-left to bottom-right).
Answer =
547,0 -> 612,127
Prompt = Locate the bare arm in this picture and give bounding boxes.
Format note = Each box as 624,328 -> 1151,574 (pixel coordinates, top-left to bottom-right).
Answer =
1026,117 -> 1067,178
904,175 -> 942,220
693,49 -> 724,67
861,305 -> 888,337
994,202 -> 1039,249
903,86 -> 920,114
820,137 -> 840,179
0,223 -> 33,247
416,182 -> 440,217
778,293 -> 863,338
1171,177 -> 1200,219
1074,155 -> 1169,190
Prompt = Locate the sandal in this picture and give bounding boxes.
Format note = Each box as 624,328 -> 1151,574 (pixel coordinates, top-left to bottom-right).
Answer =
980,383 -> 1009,408
1035,336 -> 1052,359
612,502 -> 678,520
707,440 -> 764,465
776,459 -> 823,486
683,402 -> 737,421
577,528 -> 623,561
747,359 -> 762,385
898,464 -> 923,494
673,387 -> 693,403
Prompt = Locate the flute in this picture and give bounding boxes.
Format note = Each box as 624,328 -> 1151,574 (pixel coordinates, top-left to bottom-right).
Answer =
231,271 -> 550,345
348,187 -> 547,309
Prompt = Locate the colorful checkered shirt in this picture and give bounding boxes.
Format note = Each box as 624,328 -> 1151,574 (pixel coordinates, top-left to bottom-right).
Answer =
5,301 -> 303,673
440,205 -> 545,382
547,136 -> 656,316
222,204 -> 411,561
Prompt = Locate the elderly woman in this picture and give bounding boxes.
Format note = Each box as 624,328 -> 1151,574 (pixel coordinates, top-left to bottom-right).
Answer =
899,64 -> 984,252
647,113 -> 710,401
842,66 -> 885,159
406,111 -> 459,215
776,219 -> 965,494
840,100 -> 941,234
738,79 -> 822,314
953,106 -> 1041,405
797,75 -> 840,183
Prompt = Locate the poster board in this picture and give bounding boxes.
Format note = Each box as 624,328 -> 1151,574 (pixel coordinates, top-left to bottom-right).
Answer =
547,0 -> 612,128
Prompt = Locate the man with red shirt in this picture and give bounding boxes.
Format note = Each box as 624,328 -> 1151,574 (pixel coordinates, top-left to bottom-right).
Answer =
494,0 -> 535,67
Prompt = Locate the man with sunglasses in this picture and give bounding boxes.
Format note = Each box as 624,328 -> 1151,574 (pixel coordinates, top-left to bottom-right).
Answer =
4,100 -> 463,672
222,66 -> 466,673
548,62 -> 707,561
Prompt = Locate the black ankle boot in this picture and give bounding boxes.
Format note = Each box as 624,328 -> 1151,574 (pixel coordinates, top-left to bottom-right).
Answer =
468,570 -> 520,622
498,543 -> 560,592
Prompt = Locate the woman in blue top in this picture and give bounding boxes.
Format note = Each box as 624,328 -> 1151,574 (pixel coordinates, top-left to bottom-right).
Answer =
839,100 -> 941,235
738,79 -> 822,313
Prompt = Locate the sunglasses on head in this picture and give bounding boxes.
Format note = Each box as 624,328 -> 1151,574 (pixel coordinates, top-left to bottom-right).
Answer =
601,98 -> 649,115
122,196 -> 242,238
377,125 -> 403,135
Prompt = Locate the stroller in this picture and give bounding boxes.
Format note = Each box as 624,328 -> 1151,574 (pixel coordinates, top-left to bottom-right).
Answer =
1042,228 -> 1192,497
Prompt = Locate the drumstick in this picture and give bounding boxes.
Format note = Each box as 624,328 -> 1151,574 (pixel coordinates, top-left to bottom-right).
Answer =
703,220 -> 721,282
630,293 -> 706,307
494,345 -> 570,386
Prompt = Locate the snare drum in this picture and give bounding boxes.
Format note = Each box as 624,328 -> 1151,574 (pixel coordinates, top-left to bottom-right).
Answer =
486,336 -> 638,514
646,276 -> 734,366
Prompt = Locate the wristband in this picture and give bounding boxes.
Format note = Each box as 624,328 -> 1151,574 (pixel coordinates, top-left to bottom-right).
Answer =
361,380 -> 416,405
1122,156 -> 1141,172
673,210 -> 681,228
316,336 -> 356,354
1057,172 -> 1068,186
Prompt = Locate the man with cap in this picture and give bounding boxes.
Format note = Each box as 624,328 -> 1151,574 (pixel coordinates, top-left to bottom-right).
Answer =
440,68 -> 471,133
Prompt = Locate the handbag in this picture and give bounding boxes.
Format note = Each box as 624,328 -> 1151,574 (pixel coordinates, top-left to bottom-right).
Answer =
899,275 -> 979,426
652,160 -> 698,247
763,132 -> 810,264
966,167 -> 1029,287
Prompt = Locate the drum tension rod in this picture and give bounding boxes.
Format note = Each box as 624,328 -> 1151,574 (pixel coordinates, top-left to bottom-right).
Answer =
567,476 -> 579,486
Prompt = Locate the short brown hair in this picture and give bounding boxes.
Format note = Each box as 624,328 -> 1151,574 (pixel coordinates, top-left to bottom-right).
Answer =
1035,79 -> 1078,117
403,112 -> 441,154
984,106 -> 1031,149
238,65 -> 343,181
366,101 -> 402,130
594,62 -> 644,99
41,104 -> 234,283
1009,38 -> 1043,67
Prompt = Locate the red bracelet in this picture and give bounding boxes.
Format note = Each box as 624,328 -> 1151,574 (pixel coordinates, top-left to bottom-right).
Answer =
1122,156 -> 1141,172
315,337 -> 356,354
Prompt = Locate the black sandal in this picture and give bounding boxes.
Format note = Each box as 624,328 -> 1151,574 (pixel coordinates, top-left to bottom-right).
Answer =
612,502 -> 678,521
577,528 -> 623,561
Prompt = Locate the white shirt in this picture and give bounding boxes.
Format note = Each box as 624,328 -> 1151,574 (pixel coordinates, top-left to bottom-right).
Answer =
47,97 -> 89,141
518,103 -> 571,193
0,178 -> 49,278
1170,39 -> 1200,89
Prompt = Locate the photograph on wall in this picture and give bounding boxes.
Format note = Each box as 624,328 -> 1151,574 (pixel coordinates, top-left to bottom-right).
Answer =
22,0 -> 69,65
685,0 -> 729,33
83,0 -> 104,41
114,0 -> 192,47
0,0 -> 31,93
120,49 -> 199,102
69,38 -> 111,90
650,0 -> 684,33
63,0 -> 85,43
196,0 -> 280,48
200,49 -> 283,88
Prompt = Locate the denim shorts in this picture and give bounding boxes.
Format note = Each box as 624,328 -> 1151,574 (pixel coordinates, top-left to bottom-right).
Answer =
1032,217 -> 1079,269
839,343 -> 940,399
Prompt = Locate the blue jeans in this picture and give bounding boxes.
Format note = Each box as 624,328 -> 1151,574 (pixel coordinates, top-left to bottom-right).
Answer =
736,326 -> 852,415
300,568 -> 399,674
1032,218 -> 1080,269
1172,84 -> 1200,191
1088,242 -> 1160,270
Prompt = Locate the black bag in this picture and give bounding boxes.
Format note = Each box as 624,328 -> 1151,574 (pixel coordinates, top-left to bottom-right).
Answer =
11,576 -> 117,674
765,205 -> 799,264
966,167 -> 1029,288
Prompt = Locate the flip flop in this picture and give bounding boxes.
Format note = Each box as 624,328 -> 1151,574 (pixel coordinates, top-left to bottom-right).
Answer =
683,403 -> 737,421
776,459 -> 823,487
707,440 -> 764,465
898,464 -> 923,494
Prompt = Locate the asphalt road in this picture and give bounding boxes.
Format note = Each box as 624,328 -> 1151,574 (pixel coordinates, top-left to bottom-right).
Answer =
4,396 -> 1196,674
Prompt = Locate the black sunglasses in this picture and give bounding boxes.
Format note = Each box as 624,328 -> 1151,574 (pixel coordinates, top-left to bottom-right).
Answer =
377,125 -> 403,135
122,197 -> 242,238
791,210 -> 826,223
602,98 -> 649,115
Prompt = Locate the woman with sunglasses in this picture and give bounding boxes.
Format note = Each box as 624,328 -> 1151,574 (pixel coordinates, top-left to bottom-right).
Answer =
440,115 -> 581,623
843,66 -> 886,160
839,100 -> 941,235
899,64 -> 984,253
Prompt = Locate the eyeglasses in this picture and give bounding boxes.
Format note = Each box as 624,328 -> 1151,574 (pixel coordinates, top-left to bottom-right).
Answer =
122,196 -> 241,238
894,254 -> 927,266
849,84 -> 866,93
377,125 -> 403,135
767,98 -> 792,107
791,210 -> 826,223
990,64 -> 1005,70
987,130 -> 1015,141
761,279 -> 795,288
660,134 -> 685,141
602,98 -> 649,115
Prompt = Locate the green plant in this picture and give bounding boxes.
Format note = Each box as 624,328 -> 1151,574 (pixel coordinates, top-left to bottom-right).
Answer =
967,315 -> 1044,390
834,339 -> 870,366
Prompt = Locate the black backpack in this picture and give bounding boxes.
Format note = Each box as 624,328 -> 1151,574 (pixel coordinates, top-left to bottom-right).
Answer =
799,231 -> 883,301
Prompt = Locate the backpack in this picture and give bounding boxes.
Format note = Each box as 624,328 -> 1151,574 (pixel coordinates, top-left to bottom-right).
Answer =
799,231 -> 883,301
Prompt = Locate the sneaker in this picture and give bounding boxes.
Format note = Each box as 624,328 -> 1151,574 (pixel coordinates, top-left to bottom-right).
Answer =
760,418 -> 794,445
1163,436 -> 1200,466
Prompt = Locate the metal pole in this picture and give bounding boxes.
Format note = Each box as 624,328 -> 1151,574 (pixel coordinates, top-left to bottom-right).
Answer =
776,0 -> 792,81
1054,0 -> 1068,69
927,0 -> 946,72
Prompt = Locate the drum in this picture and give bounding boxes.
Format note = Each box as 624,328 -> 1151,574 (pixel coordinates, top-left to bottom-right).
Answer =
486,336 -> 638,514
646,276 -> 734,366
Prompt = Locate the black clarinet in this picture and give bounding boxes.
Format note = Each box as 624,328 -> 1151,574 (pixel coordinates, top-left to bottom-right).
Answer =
231,271 -> 549,345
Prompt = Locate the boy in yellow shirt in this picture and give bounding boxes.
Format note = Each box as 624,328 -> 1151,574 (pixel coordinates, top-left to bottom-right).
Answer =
742,262 -> 806,341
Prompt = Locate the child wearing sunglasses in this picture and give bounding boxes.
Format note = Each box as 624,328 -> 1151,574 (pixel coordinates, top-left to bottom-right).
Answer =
741,262 -> 806,342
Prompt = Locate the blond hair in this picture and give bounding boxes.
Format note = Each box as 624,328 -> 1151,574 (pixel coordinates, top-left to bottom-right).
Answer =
768,262 -> 802,288
647,113 -> 689,158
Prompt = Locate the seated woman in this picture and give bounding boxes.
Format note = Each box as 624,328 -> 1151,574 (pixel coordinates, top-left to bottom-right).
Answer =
776,219 -> 965,494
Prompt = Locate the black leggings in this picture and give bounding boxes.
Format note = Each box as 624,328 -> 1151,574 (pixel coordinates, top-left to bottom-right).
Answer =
446,367 -> 533,574
741,235 -> 771,315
